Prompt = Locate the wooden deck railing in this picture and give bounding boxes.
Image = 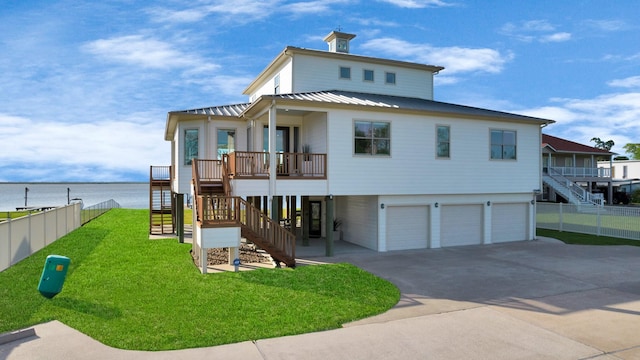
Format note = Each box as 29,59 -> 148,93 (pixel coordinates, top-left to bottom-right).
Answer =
197,195 -> 296,264
228,151 -> 326,178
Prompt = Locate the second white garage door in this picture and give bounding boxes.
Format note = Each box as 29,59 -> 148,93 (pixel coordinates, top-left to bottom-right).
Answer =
440,204 -> 483,247
386,205 -> 429,250
492,203 -> 528,243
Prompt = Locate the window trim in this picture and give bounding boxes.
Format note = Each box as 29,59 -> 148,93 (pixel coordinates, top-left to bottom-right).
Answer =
489,129 -> 517,160
385,71 -> 396,85
339,66 -> 351,80
353,119 -> 391,156
436,125 -> 450,159
363,69 -> 374,82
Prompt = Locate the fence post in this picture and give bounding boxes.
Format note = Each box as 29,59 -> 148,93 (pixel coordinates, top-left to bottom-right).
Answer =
596,205 -> 602,236
559,202 -> 563,232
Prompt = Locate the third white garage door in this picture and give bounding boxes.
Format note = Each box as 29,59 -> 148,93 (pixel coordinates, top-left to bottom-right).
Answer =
491,203 -> 528,243
386,205 -> 429,250
440,204 -> 483,247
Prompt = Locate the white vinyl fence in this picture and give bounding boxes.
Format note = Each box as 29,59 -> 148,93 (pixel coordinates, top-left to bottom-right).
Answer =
0,203 -> 81,272
537,202 -> 640,240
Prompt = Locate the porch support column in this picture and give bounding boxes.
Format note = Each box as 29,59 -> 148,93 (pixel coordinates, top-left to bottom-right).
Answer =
268,101 -> 277,221
302,196 -> 310,246
325,195 -> 334,257
289,196 -> 297,239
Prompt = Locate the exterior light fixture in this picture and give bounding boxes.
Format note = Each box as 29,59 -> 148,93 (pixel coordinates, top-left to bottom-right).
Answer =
434,202 -> 439,208
486,201 -> 491,206
380,203 -> 385,209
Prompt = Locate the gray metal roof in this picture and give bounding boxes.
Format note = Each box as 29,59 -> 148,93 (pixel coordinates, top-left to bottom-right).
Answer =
178,103 -> 250,117
173,90 -> 554,124
266,90 -> 554,123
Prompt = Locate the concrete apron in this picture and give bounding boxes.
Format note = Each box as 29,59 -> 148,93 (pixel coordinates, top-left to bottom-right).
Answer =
3,238 -> 640,359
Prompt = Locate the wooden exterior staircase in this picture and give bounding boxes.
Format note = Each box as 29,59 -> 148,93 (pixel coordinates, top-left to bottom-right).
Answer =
192,158 -> 296,267
149,165 -> 175,235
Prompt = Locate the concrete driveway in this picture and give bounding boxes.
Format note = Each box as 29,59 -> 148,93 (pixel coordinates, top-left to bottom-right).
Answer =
2,238 -> 640,359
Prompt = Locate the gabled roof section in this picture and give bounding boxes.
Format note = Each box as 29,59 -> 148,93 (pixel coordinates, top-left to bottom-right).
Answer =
542,134 -> 615,155
244,90 -> 555,124
164,103 -> 250,140
242,46 -> 445,95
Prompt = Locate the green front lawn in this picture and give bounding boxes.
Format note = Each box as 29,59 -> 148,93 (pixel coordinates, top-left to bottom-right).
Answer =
537,228 -> 640,246
0,209 -> 399,351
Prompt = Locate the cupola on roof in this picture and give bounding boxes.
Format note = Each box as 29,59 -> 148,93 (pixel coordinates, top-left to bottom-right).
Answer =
323,30 -> 356,53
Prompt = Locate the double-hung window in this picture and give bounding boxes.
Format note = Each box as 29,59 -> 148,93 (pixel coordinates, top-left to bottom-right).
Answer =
354,121 -> 391,155
436,125 -> 450,158
490,129 -> 517,160
184,129 -> 199,165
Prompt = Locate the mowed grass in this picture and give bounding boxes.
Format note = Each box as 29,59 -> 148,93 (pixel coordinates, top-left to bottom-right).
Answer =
537,228 -> 640,246
0,209 -> 399,351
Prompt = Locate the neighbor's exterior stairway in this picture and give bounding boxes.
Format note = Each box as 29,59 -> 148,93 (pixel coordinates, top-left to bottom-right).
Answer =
192,158 -> 296,268
543,168 -> 603,208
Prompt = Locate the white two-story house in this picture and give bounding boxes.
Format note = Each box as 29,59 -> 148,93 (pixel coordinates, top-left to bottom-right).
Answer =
156,31 -> 554,269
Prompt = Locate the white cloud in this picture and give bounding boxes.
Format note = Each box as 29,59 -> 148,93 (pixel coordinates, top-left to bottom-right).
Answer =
377,0 -> 454,8
541,32 -> 571,43
583,19 -> 628,32
512,92 -> 640,156
0,113 -> 168,181
608,76 -> 640,88
361,37 -> 512,75
83,35 -> 218,73
500,20 -> 571,43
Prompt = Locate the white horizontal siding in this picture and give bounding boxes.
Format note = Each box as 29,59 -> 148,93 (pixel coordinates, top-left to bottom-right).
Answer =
292,54 -> 433,100
325,108 -> 541,197
341,195 -> 378,250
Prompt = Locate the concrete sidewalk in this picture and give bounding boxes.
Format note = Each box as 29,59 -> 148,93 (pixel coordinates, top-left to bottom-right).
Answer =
2,238 -> 640,359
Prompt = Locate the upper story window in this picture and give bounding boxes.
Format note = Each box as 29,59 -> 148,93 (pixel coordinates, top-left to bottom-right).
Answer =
385,72 -> 396,84
217,129 -> 236,160
339,66 -> 351,79
490,129 -> 516,160
436,125 -> 450,158
363,69 -> 374,82
354,120 -> 391,156
274,74 -> 280,94
184,129 -> 199,165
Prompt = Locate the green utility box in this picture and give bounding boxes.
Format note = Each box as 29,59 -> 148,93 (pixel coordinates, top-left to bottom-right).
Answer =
38,255 -> 71,299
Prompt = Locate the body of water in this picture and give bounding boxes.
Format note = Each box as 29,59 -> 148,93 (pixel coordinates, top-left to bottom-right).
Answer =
0,183 -> 149,211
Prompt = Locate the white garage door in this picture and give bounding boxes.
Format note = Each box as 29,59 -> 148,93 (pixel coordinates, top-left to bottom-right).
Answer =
441,205 -> 483,247
386,206 -> 429,251
492,203 -> 528,243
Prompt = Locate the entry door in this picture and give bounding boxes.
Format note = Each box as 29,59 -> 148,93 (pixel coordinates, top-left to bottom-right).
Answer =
310,201 -> 322,237
264,126 -> 290,174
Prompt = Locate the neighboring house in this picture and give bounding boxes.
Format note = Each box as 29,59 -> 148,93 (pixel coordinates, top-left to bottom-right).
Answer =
541,134 -> 615,204
597,159 -> 640,194
154,31 -> 555,269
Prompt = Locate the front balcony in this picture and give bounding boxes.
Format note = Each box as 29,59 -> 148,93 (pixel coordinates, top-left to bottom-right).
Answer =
228,151 -> 326,179
546,166 -> 611,179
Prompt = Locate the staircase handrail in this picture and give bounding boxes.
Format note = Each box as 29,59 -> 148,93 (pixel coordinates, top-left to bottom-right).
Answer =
546,168 -> 602,206
196,196 -> 295,263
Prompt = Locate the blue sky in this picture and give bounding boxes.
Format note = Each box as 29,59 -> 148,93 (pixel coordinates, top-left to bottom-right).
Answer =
1,0 -> 639,182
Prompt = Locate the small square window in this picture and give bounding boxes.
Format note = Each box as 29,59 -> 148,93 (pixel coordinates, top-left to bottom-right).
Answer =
385,72 -> 396,84
363,69 -> 374,82
340,66 -> 351,79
